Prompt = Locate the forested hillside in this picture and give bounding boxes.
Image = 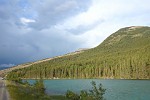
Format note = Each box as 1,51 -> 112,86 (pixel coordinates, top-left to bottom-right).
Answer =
7,26 -> 150,79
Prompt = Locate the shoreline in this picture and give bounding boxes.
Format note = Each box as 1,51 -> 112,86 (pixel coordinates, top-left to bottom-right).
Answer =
22,78 -> 150,80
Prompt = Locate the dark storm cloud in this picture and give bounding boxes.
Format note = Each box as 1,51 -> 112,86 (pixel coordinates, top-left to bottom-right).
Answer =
28,0 -> 92,30
0,0 -> 91,67
1,0 -> 150,68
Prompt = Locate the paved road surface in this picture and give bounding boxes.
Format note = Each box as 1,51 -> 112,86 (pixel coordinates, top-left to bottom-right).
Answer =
0,78 -> 10,100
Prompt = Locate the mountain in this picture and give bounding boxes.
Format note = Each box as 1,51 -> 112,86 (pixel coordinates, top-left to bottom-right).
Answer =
0,49 -> 86,77
0,67 -> 8,70
5,26 -> 150,79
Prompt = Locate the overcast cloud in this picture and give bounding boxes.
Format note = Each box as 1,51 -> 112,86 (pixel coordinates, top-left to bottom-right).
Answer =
0,0 -> 150,67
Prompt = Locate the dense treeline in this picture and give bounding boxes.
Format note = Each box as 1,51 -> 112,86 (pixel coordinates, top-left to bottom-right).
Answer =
7,26 -> 150,79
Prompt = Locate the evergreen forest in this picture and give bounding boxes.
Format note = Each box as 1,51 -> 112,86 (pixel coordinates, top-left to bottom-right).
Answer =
7,26 -> 150,79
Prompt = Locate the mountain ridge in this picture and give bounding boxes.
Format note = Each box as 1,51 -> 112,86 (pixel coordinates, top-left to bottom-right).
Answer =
0,48 -> 87,77
2,26 -> 150,79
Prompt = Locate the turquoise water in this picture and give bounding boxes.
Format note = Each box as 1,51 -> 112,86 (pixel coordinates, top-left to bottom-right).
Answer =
28,79 -> 150,100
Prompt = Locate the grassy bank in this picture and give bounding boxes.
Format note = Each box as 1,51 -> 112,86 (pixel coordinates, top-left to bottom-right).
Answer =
6,79 -> 106,100
6,80 -> 67,100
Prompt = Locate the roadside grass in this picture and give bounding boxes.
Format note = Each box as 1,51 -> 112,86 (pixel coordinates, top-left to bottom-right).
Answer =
6,81 -> 68,100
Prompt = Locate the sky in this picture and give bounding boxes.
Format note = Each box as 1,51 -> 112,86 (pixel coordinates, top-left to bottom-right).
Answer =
0,0 -> 150,67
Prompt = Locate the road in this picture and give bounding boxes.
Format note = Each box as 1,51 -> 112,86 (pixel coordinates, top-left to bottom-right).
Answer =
0,78 -> 10,100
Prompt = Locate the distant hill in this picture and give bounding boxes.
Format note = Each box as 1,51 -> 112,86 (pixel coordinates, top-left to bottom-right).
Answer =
5,26 -> 150,79
0,67 -> 8,70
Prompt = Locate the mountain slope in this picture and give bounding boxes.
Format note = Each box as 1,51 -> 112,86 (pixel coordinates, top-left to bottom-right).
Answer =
6,26 -> 150,79
0,49 -> 85,77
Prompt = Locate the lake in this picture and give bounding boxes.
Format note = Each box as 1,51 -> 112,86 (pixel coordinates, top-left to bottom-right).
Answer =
28,79 -> 150,100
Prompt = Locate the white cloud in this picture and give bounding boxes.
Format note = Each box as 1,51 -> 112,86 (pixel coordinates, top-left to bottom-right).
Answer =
55,0 -> 150,48
0,64 -> 15,67
20,17 -> 35,25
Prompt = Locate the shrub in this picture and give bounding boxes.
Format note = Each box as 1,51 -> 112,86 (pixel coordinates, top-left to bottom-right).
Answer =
66,81 -> 106,100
